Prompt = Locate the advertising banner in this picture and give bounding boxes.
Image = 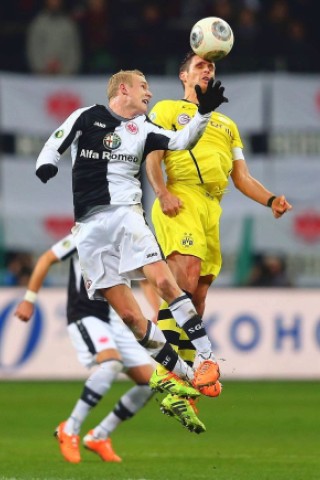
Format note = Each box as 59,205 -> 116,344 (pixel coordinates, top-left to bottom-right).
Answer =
1,288 -> 319,380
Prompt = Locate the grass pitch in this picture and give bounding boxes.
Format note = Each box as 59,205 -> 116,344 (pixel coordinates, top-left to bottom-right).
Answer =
0,380 -> 319,480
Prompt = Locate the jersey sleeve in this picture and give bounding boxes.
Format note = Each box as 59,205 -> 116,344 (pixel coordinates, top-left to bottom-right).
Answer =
36,105 -> 93,170
145,110 -> 210,156
231,120 -> 243,150
51,233 -> 77,261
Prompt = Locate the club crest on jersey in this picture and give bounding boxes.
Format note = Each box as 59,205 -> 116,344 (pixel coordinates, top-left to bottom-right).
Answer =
125,121 -> 138,134
54,129 -> 64,138
178,114 -> 191,125
181,233 -> 194,247
103,132 -> 121,150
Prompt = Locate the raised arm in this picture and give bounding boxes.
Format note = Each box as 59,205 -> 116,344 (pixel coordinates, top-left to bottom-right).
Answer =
35,106 -> 91,184
231,159 -> 292,218
146,79 -> 228,154
15,249 -> 59,322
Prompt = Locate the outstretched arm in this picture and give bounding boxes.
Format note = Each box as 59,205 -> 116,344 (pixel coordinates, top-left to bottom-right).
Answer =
146,150 -> 183,217
231,159 -> 292,218
15,249 -> 59,322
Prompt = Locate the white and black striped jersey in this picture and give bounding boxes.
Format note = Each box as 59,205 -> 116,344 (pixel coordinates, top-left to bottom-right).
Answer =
36,104 -> 210,220
51,234 -> 110,325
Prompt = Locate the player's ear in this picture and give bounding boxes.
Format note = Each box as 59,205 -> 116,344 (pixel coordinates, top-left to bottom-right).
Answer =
179,71 -> 187,83
119,83 -> 128,95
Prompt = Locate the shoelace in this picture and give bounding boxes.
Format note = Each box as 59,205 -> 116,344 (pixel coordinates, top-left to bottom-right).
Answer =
197,360 -> 214,374
70,436 -> 79,448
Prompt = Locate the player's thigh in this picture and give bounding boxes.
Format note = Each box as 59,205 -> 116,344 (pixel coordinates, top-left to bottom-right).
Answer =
201,203 -> 222,278
152,194 -> 207,261
67,316 -> 121,368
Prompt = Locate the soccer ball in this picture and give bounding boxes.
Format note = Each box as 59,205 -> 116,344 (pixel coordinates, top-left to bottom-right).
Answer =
190,17 -> 234,62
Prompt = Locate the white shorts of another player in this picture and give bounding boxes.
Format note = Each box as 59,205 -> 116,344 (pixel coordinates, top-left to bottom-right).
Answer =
72,204 -> 163,299
68,307 -> 153,369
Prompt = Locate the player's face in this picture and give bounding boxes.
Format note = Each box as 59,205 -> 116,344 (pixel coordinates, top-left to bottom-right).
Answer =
126,74 -> 152,115
182,56 -> 215,92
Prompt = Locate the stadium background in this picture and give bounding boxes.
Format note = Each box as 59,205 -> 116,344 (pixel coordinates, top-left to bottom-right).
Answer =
1,0 -> 320,379
1,3 -> 320,480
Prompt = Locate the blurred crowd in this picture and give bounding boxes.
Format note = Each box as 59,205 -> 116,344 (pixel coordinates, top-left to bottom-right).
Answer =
0,0 -> 319,76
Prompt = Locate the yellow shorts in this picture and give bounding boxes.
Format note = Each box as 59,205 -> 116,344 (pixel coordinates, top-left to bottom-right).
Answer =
152,183 -> 222,278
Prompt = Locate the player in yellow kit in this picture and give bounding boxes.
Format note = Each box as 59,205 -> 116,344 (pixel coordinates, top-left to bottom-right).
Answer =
147,51 -> 292,431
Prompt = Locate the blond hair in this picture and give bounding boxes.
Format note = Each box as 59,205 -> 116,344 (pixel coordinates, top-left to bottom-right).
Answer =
107,69 -> 145,100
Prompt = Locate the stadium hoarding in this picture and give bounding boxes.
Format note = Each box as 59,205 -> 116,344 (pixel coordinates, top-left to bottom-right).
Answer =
1,288 -> 319,380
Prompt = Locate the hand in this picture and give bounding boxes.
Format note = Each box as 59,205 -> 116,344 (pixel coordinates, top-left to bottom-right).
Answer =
36,164 -> 58,183
15,300 -> 34,322
195,78 -> 228,114
271,195 -> 292,218
158,190 -> 183,217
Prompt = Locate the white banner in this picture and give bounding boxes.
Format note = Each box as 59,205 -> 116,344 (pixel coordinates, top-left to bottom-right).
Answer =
1,288 -> 319,379
2,156 -> 320,255
1,156 -> 73,250
0,72 -> 264,134
270,74 -> 320,129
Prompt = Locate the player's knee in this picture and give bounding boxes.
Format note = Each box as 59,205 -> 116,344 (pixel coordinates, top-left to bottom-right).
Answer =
120,308 -> 144,335
120,309 -> 136,328
96,348 -> 122,364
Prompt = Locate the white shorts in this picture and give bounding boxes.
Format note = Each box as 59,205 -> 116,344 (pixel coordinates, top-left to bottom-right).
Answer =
72,204 -> 163,299
67,307 -> 153,369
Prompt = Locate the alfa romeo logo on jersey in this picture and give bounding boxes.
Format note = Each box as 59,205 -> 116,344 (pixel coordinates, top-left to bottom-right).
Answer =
103,132 -> 122,150
125,121 -> 138,134
181,233 -> 194,247
178,114 -> 191,125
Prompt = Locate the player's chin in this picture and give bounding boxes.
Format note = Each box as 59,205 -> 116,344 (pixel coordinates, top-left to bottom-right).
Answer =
199,81 -> 209,91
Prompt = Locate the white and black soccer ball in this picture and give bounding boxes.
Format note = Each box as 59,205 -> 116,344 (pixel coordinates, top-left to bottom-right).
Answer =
190,17 -> 234,62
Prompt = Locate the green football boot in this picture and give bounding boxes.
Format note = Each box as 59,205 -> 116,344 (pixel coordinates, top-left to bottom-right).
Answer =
149,369 -> 200,398
160,394 -> 206,434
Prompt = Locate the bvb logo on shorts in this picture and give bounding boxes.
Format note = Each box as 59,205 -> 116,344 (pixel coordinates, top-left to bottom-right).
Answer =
181,233 -> 194,248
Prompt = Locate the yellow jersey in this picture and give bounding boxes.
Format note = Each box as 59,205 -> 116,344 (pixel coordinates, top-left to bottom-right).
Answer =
149,99 -> 243,197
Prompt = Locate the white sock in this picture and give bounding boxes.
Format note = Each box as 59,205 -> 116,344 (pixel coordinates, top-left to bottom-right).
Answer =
169,295 -> 212,354
64,360 -> 122,435
92,385 -> 153,439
